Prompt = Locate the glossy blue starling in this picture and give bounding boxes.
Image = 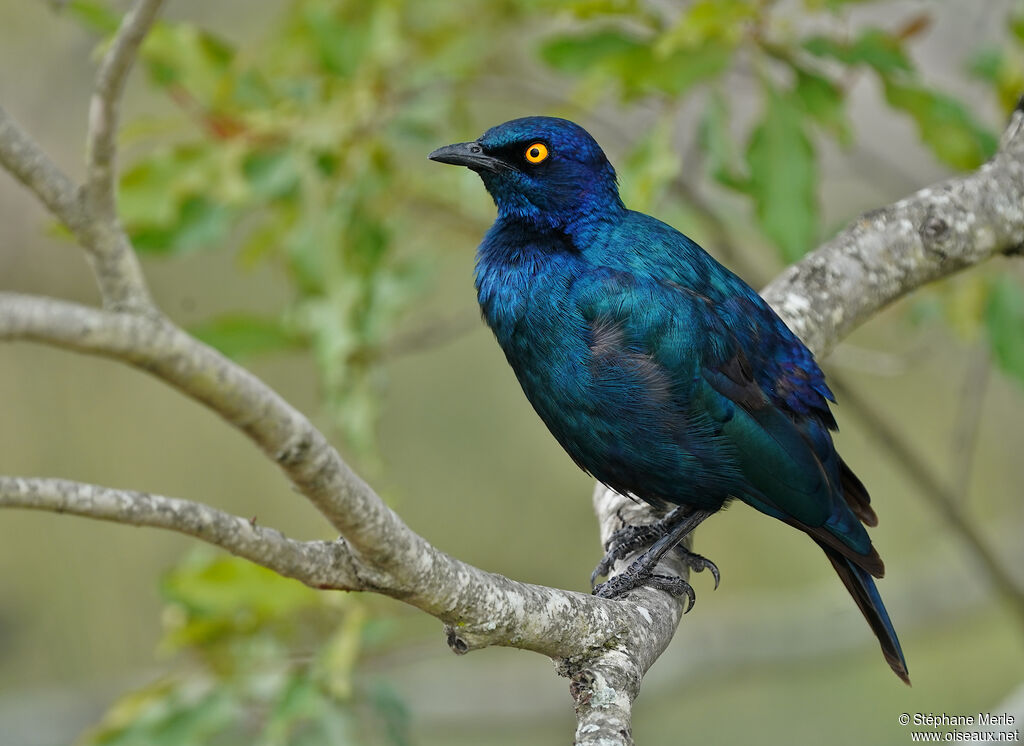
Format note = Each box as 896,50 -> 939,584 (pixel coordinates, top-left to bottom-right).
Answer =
430,116 -> 909,684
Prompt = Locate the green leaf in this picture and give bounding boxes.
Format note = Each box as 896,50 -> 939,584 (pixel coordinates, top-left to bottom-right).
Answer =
539,30 -> 644,73
159,553 -> 324,650
967,45 -> 1004,84
131,196 -> 232,254
314,603 -> 367,701
85,680 -> 239,746
698,90 -> 748,191
657,0 -> 758,51
803,28 -> 913,75
67,0 -> 121,34
985,276 -> 1024,387
540,30 -> 732,98
803,0 -> 886,9
243,148 -> 301,200
618,117 -> 681,212
882,79 -> 998,169
189,314 -> 302,360
141,23 -> 236,101
300,3 -> 372,77
265,673 -> 343,745
746,85 -> 818,263
120,148 -> 201,230
966,44 -> 1024,116
793,68 -> 851,144
119,145 -> 238,254
1013,12 -> 1024,43
368,682 -> 412,746
639,40 -> 733,97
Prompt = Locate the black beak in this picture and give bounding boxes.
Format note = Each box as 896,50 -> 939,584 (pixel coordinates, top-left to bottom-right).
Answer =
428,141 -> 506,173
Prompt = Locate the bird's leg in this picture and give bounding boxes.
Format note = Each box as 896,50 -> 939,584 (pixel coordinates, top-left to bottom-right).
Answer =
590,505 -> 706,586
592,509 -> 714,611
589,519 -> 669,588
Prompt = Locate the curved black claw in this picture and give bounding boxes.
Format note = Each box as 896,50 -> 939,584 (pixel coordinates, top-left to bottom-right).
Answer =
645,574 -> 696,613
674,547 -> 721,590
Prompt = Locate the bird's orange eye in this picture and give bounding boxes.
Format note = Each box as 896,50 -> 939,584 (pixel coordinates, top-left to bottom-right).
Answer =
525,142 -> 549,164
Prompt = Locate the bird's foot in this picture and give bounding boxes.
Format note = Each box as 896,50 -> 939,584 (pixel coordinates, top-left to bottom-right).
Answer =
673,546 -> 721,590
590,506 -> 718,611
590,506 -> 720,585
590,521 -> 666,588
593,567 -> 696,612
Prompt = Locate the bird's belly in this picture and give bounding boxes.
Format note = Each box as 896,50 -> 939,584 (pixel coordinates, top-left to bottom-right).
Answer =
477,255 -> 728,509
505,333 -> 727,510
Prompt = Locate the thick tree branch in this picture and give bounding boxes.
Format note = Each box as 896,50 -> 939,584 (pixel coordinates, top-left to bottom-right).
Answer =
762,106 -> 1024,356
0,292 -> 667,666
0,476 -> 355,590
566,487 -> 690,743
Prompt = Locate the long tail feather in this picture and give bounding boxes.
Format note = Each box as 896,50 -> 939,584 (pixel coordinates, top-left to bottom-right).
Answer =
816,540 -> 910,685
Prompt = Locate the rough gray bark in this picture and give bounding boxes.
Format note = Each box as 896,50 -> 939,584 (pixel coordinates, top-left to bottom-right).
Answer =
763,109 -> 1024,355
0,4 -> 1022,743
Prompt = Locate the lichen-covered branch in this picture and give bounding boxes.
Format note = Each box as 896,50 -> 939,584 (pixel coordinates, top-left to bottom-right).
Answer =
0,291 -> 666,665
0,104 -> 153,314
762,105 -> 1024,355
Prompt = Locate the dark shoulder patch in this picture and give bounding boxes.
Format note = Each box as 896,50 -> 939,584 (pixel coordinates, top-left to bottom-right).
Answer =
587,317 -> 673,404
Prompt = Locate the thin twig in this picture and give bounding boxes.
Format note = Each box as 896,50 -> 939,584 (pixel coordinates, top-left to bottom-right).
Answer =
73,0 -> 167,312
829,374 -> 1024,628
950,345 -> 991,504
86,0 -> 166,220
0,475 -> 355,590
0,105 -> 83,230
0,102 -> 154,312
381,309 -> 481,358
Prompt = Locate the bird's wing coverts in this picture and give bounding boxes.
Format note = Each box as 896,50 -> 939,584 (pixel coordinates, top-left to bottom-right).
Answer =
575,268 -> 880,571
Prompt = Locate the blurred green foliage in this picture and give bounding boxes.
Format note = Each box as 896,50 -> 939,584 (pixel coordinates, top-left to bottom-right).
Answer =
82,552 -> 408,746
57,0 -> 1024,742
71,0 -> 540,452
69,0 -> 1024,451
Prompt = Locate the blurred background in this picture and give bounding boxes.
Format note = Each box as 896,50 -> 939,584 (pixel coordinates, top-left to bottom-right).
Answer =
1,0 -> 1023,744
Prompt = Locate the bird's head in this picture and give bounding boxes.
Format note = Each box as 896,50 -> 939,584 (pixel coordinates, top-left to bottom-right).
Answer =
429,116 -> 624,231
